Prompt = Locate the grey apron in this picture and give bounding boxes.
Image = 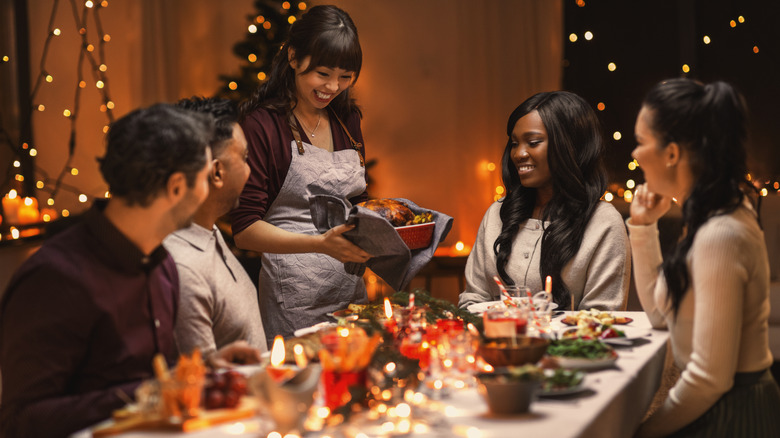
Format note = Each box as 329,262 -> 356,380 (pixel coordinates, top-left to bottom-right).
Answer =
259,138 -> 367,342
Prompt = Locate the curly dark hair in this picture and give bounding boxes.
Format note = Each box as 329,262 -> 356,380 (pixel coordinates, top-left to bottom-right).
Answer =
239,4 -> 362,121
494,91 -> 607,309
641,78 -> 751,315
176,96 -> 238,157
99,103 -> 214,207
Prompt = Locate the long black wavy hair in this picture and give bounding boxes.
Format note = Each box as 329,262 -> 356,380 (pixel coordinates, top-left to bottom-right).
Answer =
239,4 -> 362,121
642,78 -> 751,315
494,91 -> 607,308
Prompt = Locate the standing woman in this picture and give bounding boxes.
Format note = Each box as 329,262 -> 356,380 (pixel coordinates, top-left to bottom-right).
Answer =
629,78 -> 780,437
232,5 -> 372,344
459,91 -> 631,311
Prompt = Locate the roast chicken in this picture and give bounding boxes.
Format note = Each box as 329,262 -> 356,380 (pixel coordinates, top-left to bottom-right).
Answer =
357,199 -> 416,227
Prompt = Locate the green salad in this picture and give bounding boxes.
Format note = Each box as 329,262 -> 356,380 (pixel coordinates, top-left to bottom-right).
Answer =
546,338 -> 614,359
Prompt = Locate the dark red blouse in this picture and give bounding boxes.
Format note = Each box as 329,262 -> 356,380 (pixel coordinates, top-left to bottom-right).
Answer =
231,108 -> 368,235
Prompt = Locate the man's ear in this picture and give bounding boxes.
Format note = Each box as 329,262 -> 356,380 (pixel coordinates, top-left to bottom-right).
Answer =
166,172 -> 187,202
210,159 -> 224,189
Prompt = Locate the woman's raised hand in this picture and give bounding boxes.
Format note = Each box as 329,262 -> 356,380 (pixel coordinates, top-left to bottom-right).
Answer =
630,184 -> 672,226
319,223 -> 373,263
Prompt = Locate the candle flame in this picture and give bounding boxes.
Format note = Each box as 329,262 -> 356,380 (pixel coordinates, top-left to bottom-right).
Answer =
545,275 -> 552,294
384,297 -> 392,319
293,343 -> 308,368
270,335 -> 285,367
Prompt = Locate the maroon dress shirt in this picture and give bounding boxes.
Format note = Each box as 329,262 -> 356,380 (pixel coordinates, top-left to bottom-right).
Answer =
0,200 -> 179,437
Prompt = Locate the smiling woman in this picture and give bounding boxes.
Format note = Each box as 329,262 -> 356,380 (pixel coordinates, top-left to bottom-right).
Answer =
459,91 -> 631,313
230,5 -> 371,346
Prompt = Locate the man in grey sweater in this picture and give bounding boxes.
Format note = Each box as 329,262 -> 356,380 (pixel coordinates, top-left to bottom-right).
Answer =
165,97 -> 268,367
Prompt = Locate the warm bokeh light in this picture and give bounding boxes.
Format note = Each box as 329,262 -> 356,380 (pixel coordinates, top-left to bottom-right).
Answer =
14,174 -> 24,182
569,33 -> 578,42
96,80 -> 104,88
455,241 -> 465,251
62,209 -> 70,217
604,192 -> 614,202
71,168 -> 79,176
255,15 -> 265,23
623,189 -> 633,203
29,148 -> 37,157
79,194 -> 88,203
774,182 -> 779,190
576,0 -> 585,6
486,162 -> 496,171
107,101 -> 115,109
248,24 -> 257,33
607,62 -> 617,71
760,188 -> 768,196
99,64 -> 107,72
79,80 -> 86,88
288,16 -> 296,24
103,34 -> 111,42
263,21 -> 271,29
730,20 -> 736,28
682,64 -> 690,73
63,109 -> 71,117
257,72 -> 267,80
47,198 -> 55,206
298,2 -> 307,10
13,160 -> 20,168
45,75 -> 53,82
86,44 -> 94,52
738,15 -> 745,23
282,1 -> 290,9
248,53 -> 257,62
2,55 -> 8,62
597,102 -> 605,111
584,31 -> 593,40
495,186 -> 504,194
228,81 -> 238,90
36,181 -> 44,189
753,46 -> 759,54
85,1 -> 94,8
703,35 -> 711,44
626,179 -> 635,189
613,131 -> 622,141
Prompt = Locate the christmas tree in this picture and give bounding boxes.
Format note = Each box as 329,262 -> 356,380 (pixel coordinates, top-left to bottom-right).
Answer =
216,0 -> 307,100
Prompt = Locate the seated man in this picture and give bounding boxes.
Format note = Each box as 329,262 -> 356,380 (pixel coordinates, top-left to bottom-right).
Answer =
165,97 -> 267,364
0,104 -> 247,437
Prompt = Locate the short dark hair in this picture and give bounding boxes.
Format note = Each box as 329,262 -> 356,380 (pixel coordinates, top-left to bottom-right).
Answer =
99,103 -> 213,206
175,96 -> 239,157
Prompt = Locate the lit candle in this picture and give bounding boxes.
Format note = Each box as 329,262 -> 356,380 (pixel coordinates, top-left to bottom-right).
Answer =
2,190 -> 21,225
384,298 -> 396,333
18,197 -> 40,225
545,275 -> 552,294
266,335 -> 295,382
293,343 -> 308,368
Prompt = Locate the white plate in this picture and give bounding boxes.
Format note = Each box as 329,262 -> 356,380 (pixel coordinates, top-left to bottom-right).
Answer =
538,370 -> 587,397
549,351 -> 618,370
293,321 -> 336,337
558,327 -> 651,345
467,301 -> 558,315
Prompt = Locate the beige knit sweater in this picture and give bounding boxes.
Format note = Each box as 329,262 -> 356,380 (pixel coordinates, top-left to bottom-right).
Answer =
628,199 -> 773,437
459,201 -> 630,311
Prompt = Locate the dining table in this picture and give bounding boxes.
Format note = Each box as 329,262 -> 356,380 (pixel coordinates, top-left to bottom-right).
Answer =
74,311 -> 669,438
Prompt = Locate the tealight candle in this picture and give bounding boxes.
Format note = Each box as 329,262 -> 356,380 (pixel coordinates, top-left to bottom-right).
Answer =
266,335 -> 295,382
2,191 -> 21,225
18,197 -> 40,225
293,343 -> 308,369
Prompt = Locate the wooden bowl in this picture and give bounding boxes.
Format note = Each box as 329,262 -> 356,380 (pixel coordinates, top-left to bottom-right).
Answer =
478,336 -> 549,367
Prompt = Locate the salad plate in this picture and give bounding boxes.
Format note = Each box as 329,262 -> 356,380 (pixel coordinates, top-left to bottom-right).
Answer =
551,350 -> 618,370
538,369 -> 588,397
468,301 -> 558,315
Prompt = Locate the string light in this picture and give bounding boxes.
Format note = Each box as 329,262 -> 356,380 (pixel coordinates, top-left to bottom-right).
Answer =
597,102 -> 605,111
53,28 -> 61,36
584,31 -> 593,40
288,16 -> 296,24
282,1 -> 290,9
729,20 -> 736,28
13,160 -> 20,168
2,55 -> 8,62
738,15 -> 745,23
29,148 -> 37,156
257,72 -> 266,80
607,62 -> 617,71
703,35 -> 711,44
626,179 -> 635,189
263,21 -> 271,29
298,2 -> 307,10
569,33 -> 578,42
753,46 -> 759,54
248,54 -> 257,62
47,198 -> 55,206
682,64 -> 690,73
613,131 -> 622,140
36,181 -> 45,189
62,209 -> 70,217
628,160 -> 637,170
248,24 -> 258,33
228,81 -> 238,90
78,194 -> 88,203
45,74 -> 53,82
37,104 -> 45,111
70,168 -> 79,176
604,192 -> 614,202
486,162 -> 496,171
63,109 -> 71,117
96,80 -> 104,88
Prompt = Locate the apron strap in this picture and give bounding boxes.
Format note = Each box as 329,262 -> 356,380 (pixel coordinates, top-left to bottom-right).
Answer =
288,116 -> 307,156
329,108 -> 365,167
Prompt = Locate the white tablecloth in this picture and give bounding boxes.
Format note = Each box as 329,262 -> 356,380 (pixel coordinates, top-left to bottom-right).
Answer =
76,311 -> 669,438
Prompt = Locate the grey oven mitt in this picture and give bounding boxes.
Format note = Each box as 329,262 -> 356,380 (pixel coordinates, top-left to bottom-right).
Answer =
309,195 -> 453,291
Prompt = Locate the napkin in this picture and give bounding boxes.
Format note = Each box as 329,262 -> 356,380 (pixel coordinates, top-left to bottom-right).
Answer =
309,195 -> 453,291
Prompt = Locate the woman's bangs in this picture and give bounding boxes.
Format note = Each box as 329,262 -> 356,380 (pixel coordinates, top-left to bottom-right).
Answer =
308,30 -> 362,74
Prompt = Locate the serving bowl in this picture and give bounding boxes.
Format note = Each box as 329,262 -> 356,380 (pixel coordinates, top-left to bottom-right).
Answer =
478,336 -> 549,367
476,370 -> 541,415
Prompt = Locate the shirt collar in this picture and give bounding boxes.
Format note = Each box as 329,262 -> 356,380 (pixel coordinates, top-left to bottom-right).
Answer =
170,223 -> 217,252
85,199 -> 170,273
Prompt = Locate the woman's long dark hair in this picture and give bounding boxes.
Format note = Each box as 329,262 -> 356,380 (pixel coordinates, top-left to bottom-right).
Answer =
642,78 -> 750,315
494,91 -> 607,308
239,5 -> 362,121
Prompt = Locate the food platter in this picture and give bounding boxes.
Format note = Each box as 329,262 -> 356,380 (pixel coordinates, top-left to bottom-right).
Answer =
293,322 -> 337,337
549,350 -> 618,370
468,301 -> 558,315
538,369 -> 588,397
